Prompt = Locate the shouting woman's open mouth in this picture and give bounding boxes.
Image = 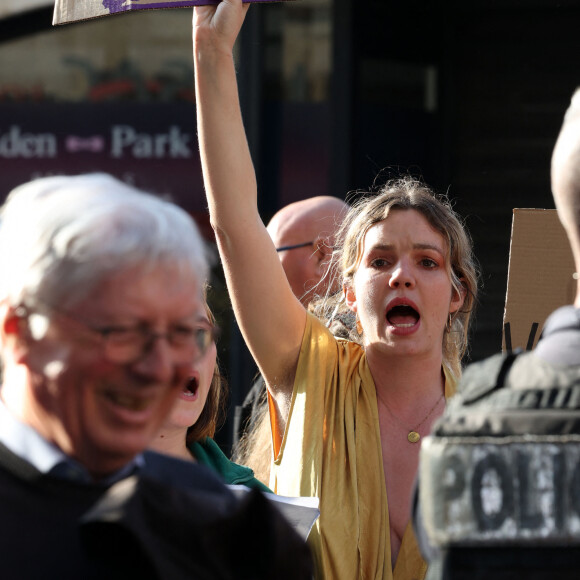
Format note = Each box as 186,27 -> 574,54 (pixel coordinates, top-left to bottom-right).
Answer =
180,375 -> 200,401
386,299 -> 420,333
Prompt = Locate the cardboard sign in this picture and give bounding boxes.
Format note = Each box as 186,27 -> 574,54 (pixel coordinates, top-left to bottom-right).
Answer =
502,208 -> 576,352
53,0 -> 287,25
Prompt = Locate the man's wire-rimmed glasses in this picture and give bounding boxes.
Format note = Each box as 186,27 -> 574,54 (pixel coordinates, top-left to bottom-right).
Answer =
15,304 -> 220,366
275,241 -> 314,252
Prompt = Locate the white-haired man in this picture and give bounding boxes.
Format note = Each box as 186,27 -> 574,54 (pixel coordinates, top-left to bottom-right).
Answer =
0,173 -> 312,578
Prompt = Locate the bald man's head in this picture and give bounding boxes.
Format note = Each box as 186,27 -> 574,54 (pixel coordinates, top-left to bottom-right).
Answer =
267,196 -> 348,305
552,89 -> 580,266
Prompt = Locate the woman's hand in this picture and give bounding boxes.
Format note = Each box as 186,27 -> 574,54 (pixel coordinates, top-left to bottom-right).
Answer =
193,0 -> 250,58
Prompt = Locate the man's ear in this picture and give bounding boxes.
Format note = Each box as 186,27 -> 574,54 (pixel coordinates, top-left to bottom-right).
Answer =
449,279 -> 467,314
1,305 -> 30,363
343,282 -> 357,313
2,305 -> 22,336
313,237 -> 328,275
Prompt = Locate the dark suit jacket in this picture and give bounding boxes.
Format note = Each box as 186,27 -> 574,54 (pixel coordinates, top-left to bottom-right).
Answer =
0,444 -> 313,579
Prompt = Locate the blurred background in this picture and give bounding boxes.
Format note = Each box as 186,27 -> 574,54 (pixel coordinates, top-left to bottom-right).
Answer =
1,0 -> 579,450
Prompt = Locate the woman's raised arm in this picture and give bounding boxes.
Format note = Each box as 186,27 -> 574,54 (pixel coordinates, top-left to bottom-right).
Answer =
193,0 -> 307,417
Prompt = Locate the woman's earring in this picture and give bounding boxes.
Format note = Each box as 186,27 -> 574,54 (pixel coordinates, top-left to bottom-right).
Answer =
446,314 -> 453,333
356,316 -> 363,335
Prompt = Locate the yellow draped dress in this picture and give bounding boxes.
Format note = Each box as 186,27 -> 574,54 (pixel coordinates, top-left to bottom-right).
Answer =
270,313 -> 457,580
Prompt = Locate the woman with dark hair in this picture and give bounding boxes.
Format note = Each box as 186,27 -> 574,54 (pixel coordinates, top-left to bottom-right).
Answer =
151,300 -> 269,492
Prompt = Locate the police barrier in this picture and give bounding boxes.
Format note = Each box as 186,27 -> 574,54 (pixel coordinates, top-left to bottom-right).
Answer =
416,351 -> 580,578
420,436 -> 580,545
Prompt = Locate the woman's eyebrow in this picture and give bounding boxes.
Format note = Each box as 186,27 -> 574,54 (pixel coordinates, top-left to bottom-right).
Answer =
174,312 -> 209,325
366,243 -> 394,253
413,242 -> 445,256
191,314 -> 210,324
366,242 -> 445,255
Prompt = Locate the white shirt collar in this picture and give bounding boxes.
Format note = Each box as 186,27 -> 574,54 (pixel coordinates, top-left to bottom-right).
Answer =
0,396 -> 142,484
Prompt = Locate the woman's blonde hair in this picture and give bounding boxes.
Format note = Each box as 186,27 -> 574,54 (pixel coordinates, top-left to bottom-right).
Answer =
316,177 -> 479,378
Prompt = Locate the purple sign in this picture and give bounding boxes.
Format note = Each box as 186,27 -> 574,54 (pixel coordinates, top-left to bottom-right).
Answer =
0,102 -> 214,237
102,0 -> 127,13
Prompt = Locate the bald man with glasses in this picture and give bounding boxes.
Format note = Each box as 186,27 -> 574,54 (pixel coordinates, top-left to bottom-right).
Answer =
268,196 -> 349,306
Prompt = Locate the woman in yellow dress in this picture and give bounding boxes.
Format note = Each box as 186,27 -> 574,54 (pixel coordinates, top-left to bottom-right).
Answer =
192,2 -> 479,578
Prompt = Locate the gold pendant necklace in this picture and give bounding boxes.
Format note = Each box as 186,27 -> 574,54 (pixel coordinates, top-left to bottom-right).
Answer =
407,430 -> 421,443
376,390 -> 445,444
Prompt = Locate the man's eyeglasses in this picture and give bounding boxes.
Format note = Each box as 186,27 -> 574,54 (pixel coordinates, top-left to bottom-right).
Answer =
16,304 -> 220,366
275,241 -> 314,252
276,240 -> 336,255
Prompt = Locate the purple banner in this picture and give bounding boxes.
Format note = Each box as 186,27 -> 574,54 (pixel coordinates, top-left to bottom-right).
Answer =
0,102 -> 214,237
